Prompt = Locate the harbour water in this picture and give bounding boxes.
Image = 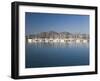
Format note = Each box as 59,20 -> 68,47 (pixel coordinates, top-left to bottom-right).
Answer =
25,42 -> 89,68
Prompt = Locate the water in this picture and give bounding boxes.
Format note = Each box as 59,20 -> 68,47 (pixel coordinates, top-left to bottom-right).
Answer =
25,42 -> 89,68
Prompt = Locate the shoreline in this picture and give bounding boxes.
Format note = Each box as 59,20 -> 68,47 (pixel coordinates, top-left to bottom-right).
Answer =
26,38 -> 89,43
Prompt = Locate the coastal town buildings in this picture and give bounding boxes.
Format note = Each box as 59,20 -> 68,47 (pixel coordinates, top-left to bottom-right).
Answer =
26,31 -> 89,43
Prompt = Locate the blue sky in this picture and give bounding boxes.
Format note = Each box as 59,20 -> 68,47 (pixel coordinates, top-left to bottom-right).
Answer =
25,12 -> 89,35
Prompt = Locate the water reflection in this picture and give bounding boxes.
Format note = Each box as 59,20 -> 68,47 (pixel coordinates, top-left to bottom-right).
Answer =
26,41 -> 89,68
26,41 -> 89,48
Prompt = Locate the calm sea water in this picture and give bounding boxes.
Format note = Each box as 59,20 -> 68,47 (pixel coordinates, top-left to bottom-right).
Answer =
25,42 -> 89,68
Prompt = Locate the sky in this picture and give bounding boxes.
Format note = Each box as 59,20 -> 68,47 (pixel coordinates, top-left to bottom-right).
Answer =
25,12 -> 89,35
